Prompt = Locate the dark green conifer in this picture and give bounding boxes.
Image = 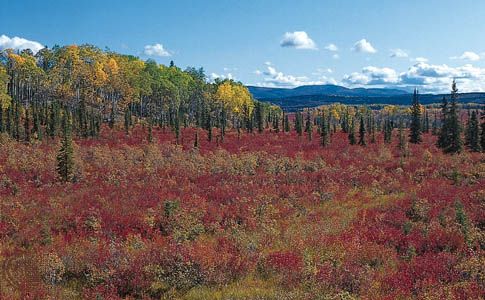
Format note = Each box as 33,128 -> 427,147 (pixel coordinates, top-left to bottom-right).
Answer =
358,115 -> 366,146
348,117 -> 356,145
465,110 -> 480,152
409,89 -> 422,144
56,111 -> 74,183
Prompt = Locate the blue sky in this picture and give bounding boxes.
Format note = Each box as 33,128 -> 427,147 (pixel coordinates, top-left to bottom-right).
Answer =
2,0 -> 485,93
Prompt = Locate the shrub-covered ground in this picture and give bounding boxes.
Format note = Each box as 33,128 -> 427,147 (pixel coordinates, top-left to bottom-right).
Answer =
0,126 -> 484,299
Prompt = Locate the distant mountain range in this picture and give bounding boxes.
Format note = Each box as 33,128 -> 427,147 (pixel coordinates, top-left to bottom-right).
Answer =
247,85 -> 485,111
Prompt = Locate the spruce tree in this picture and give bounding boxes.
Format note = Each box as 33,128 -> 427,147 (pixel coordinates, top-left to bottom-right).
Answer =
284,113 -> 290,132
443,80 -> 463,154
6,105 -> 12,136
348,117 -> 356,145
194,130 -> 199,148
384,118 -> 392,144
320,110 -> 329,147
273,113 -> 280,133
56,111 -> 74,183
409,89 -> 422,144
398,118 -> 406,151
124,108 -> 131,135
220,108 -> 226,142
206,112 -> 212,142
295,111 -> 303,137
465,110 -> 480,152
358,115 -> 366,146
480,112 -> 485,152
305,110 -> 312,141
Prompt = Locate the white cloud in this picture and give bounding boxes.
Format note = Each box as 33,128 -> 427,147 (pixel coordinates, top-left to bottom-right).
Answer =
210,72 -> 234,81
324,43 -> 338,51
411,57 -> 429,63
332,54 -> 340,59
450,51 -> 480,61
280,31 -> 317,50
0,34 -> 44,53
352,39 -> 377,54
255,64 -> 336,87
342,62 -> 485,93
143,43 -> 171,57
343,66 -> 398,85
390,48 -> 408,58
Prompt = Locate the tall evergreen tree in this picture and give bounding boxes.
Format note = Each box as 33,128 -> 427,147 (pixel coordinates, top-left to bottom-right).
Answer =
320,110 -> 329,147
409,89 -> 422,144
305,110 -> 312,141
348,117 -> 356,145
273,113 -> 280,133
284,113 -> 290,132
398,118 -> 406,151
480,112 -> 485,152
443,80 -> 463,154
383,118 -> 392,144
124,108 -> 131,135
465,110 -> 480,152
6,105 -> 12,136
56,111 -> 74,183
358,115 -> 366,146
194,129 -> 199,148
295,111 -> 303,137
370,113 -> 376,143
206,112 -> 212,142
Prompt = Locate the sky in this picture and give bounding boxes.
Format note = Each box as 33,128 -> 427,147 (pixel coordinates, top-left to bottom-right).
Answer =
2,0 -> 485,93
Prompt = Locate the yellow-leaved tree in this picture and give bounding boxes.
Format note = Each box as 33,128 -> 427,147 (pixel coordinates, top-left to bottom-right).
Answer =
214,81 -> 254,115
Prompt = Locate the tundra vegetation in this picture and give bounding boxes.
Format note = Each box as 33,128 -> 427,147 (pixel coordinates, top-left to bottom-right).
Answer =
0,45 -> 484,299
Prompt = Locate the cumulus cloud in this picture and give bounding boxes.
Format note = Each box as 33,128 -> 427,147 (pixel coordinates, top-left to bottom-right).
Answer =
280,31 -> 317,50
352,39 -> 377,54
210,72 -> 234,81
343,62 -> 485,93
411,57 -> 429,63
0,34 -> 44,53
143,43 -> 171,57
332,54 -> 340,59
450,51 -> 480,61
254,64 -> 336,87
343,66 -> 398,85
324,43 -> 338,51
390,48 -> 408,58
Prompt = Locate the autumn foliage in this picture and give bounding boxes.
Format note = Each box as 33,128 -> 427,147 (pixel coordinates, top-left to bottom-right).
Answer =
0,123 -> 484,299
